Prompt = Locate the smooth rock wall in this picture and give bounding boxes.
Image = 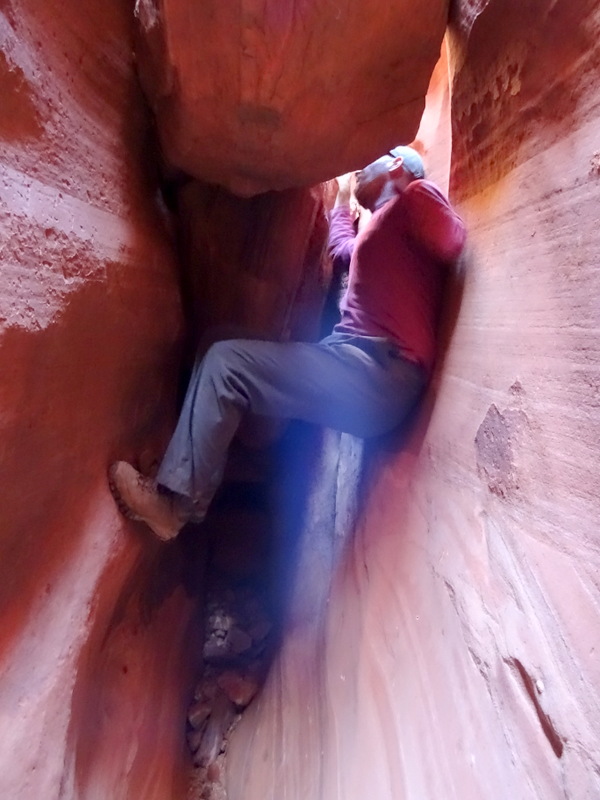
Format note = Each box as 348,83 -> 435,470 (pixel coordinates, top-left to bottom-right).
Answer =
0,2 -> 196,798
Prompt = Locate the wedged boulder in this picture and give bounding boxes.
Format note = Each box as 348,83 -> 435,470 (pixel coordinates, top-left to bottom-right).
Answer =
134,0 -> 450,194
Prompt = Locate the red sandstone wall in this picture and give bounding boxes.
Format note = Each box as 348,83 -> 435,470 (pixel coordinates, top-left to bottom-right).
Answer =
0,2 -> 195,797
1,2 -> 332,797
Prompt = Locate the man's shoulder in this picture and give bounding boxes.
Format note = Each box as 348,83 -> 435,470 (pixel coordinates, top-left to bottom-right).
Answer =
405,178 -> 448,204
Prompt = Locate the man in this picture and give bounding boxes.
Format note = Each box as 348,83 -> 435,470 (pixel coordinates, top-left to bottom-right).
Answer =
109,146 -> 466,541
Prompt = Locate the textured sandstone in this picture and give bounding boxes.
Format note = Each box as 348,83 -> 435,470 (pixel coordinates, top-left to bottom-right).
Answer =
0,1 -> 194,797
174,180 -> 329,348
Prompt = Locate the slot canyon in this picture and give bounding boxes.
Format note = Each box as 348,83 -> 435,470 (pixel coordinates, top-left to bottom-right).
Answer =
1,0 -> 600,797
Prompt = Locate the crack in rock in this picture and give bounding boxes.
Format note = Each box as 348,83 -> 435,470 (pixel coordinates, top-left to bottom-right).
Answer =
503,656 -> 564,758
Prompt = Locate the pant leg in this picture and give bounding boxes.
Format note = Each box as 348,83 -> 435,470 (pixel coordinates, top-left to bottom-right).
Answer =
156,336 -> 425,509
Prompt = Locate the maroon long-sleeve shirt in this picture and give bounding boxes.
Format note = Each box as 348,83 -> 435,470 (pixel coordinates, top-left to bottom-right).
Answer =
328,179 -> 466,373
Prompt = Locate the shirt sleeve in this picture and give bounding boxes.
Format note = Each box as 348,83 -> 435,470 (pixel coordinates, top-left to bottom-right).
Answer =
405,180 -> 466,264
328,204 -> 356,274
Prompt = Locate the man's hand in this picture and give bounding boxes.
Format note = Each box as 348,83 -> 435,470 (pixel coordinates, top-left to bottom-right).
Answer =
334,172 -> 355,207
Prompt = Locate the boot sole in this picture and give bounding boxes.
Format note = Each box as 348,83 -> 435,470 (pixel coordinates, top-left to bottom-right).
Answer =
108,463 -> 181,541
108,463 -> 144,522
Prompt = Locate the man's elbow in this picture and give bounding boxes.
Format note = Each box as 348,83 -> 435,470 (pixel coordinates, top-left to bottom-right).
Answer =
440,220 -> 467,263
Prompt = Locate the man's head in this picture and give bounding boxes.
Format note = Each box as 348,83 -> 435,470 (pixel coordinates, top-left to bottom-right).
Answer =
354,145 -> 425,211
388,146 -> 425,181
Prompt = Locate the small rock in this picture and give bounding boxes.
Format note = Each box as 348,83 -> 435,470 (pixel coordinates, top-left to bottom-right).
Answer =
248,618 -> 272,643
194,693 -> 237,767
217,670 -> 260,708
203,638 -> 228,661
227,626 -> 253,655
208,611 -> 232,635
203,625 -> 254,661
187,727 -> 206,754
194,678 -> 217,703
188,697 -> 213,730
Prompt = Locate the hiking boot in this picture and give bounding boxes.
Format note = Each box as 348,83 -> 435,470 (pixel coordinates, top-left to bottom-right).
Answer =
108,461 -> 190,541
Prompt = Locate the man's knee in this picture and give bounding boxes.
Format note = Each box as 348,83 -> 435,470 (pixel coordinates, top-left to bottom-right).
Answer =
204,339 -> 243,371
202,339 -> 259,392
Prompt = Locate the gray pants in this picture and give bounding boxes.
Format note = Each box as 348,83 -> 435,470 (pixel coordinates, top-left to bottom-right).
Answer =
156,333 -> 426,512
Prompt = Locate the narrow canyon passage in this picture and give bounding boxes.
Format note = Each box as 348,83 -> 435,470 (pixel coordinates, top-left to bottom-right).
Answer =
1,1 -> 600,799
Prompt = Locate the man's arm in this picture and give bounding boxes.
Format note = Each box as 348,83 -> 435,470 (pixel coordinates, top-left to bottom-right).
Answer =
328,173 -> 357,271
405,180 -> 466,264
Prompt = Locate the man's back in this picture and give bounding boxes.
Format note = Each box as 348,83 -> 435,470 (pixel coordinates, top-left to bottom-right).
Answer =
331,179 -> 465,372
